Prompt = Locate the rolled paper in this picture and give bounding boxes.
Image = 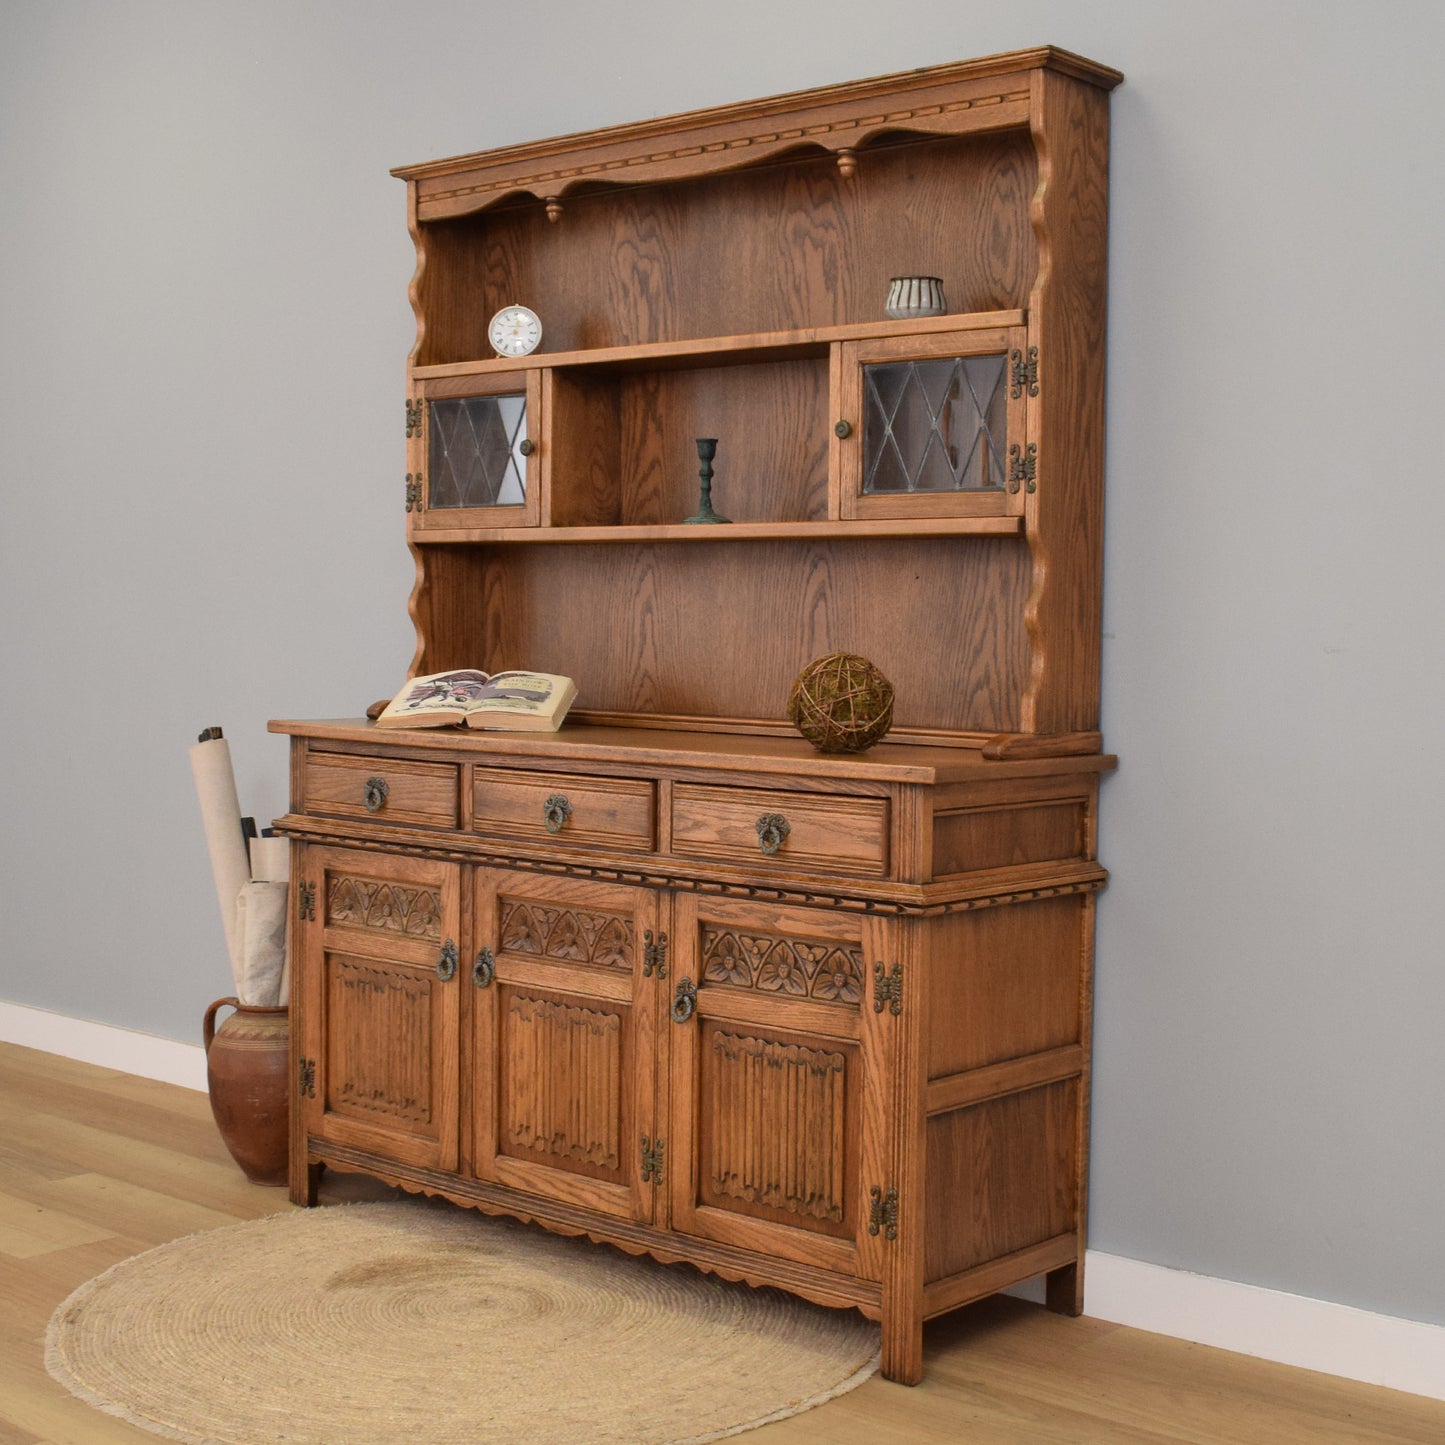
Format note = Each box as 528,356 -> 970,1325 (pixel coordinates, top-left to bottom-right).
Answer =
249,835 -> 291,883
236,880 -> 288,1007
189,734 -> 250,991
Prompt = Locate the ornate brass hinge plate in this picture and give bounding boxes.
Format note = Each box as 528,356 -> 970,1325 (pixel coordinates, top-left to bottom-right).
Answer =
643,929 -> 669,979
405,474 -> 424,512
873,962 -> 903,1015
868,1185 -> 899,1240
298,1057 -> 317,1099
298,881 -> 316,922
641,1134 -> 665,1186
1008,442 -> 1038,494
405,398 -> 425,438
1010,346 -> 1039,398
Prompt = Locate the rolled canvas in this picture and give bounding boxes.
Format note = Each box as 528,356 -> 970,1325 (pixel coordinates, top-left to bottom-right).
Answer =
189,735 -> 249,991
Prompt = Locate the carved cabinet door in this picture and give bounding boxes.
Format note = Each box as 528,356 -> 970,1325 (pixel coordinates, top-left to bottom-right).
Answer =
295,845 -> 462,1173
469,868 -> 663,1223
666,895 -> 894,1280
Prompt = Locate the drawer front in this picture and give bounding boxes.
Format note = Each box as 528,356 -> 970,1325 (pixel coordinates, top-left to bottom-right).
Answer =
303,753 -> 459,828
670,784 -> 888,877
472,768 -> 654,852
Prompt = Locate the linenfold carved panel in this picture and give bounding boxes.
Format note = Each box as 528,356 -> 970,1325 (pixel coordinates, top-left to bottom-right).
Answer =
700,927 -> 863,1005
328,956 -> 432,1125
706,1031 -> 847,1224
499,897 -> 634,971
327,874 -> 442,940
504,995 -> 623,1171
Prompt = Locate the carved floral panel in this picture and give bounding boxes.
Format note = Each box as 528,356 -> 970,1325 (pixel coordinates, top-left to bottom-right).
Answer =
499,896 -> 634,972
327,874 -> 442,940
700,927 -> 863,1005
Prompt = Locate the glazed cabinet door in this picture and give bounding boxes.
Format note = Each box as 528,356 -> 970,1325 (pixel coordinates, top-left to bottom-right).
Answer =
408,370 -> 543,534
469,868 -> 663,1223
835,326 -> 1030,520
666,895 -> 894,1281
294,845 -> 462,1172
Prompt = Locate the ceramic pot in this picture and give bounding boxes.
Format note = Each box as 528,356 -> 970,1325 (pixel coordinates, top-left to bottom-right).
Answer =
884,275 -> 947,318
203,997 -> 290,1186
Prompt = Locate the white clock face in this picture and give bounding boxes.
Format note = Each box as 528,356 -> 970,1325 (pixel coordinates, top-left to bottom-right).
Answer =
489,304 -> 542,357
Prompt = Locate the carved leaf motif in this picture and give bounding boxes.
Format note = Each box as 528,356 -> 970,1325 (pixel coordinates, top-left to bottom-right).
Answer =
326,876 -> 442,941
756,940 -> 809,997
701,930 -> 754,987
499,897 -> 633,971
699,926 -> 863,1006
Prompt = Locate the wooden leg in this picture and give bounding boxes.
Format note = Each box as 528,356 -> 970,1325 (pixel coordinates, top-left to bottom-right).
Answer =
879,1296 -> 925,1385
289,1159 -> 322,1208
1046,1258 -> 1084,1316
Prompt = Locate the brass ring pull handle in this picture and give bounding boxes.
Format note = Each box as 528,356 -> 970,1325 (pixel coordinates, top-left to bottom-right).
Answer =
671,978 -> 697,1025
518,438 -> 536,456
363,776 -> 389,812
436,940 -> 459,982
543,794 -> 573,833
755,812 -> 791,855
473,947 -> 496,988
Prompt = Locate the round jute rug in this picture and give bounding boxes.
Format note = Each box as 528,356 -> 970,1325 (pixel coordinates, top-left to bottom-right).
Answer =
46,1200 -> 879,1445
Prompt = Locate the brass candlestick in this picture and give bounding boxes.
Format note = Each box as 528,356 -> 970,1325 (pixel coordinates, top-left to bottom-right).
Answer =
684,438 -> 730,524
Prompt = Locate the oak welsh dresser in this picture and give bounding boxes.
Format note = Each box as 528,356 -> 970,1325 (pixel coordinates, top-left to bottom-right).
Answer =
271,46 -> 1122,1383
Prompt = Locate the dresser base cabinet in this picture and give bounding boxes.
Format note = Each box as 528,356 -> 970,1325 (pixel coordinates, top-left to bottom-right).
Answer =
275,722 -> 1110,1383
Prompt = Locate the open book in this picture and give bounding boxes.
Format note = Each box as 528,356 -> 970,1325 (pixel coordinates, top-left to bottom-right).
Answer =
374,669 -> 577,731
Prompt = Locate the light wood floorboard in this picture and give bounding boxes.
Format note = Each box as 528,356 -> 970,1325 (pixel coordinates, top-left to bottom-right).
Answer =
1,1040 -> 1441,1444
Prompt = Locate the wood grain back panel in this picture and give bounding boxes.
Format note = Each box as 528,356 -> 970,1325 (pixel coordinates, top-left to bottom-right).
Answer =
453,536 -> 1030,733
414,131 -> 1037,364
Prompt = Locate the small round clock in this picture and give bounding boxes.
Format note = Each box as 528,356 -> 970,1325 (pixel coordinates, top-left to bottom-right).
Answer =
488,304 -> 542,358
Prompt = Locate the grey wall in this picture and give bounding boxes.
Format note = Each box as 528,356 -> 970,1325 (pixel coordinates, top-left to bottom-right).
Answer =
4,1 -> 1442,1329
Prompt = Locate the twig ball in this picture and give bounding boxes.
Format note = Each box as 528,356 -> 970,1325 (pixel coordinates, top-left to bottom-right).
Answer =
787,652 -> 895,753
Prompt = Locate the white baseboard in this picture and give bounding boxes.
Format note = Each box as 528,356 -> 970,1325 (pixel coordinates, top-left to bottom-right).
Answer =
3,1001 -> 1441,1402
0,1000 -> 208,1092
1083,1251 -> 1445,1402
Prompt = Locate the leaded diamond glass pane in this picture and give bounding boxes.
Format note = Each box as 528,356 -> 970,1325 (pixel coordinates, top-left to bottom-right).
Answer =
861,354 -> 1008,494
428,394 -> 528,509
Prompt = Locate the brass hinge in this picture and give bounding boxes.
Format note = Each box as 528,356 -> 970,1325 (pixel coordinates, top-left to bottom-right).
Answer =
643,929 -> 669,979
1008,443 -> 1037,494
868,1185 -> 899,1240
298,1057 -> 317,1098
405,398 -> 425,438
641,1134 -> 665,1186
1010,346 -> 1039,398
873,962 -> 903,1016
298,881 -> 316,922
405,474 -> 424,512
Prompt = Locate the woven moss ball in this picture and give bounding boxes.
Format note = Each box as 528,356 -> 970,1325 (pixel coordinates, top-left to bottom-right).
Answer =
787,652 -> 895,753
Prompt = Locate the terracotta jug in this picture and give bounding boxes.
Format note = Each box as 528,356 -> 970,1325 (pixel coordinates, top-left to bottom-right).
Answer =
203,997 -> 290,1186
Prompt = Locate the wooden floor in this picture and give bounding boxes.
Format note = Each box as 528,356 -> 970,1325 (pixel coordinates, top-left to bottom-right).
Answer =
2,1041 -> 1441,1445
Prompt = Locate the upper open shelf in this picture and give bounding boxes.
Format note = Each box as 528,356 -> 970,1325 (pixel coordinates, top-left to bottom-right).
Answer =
411,309 -> 1027,381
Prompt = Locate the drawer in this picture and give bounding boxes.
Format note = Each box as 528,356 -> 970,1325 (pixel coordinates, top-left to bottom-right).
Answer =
472,768 -> 654,852
302,753 -> 459,828
670,784 -> 888,877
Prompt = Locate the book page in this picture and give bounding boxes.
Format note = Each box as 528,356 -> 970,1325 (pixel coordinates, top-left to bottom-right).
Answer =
379,668 -> 492,722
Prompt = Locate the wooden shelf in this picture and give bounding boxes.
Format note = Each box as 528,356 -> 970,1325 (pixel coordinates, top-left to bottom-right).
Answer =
411,309 -> 1027,380
409,515 -> 1025,545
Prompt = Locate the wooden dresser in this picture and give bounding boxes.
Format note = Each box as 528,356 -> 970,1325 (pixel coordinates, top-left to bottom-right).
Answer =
272,45 -> 1121,1384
